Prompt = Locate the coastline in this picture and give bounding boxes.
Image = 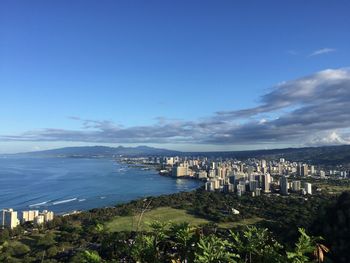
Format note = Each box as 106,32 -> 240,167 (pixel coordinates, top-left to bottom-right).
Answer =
0,156 -> 203,215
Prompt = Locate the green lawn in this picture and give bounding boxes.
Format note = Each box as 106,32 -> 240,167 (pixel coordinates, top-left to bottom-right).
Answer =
218,217 -> 264,229
105,207 -> 210,232
105,206 -> 262,232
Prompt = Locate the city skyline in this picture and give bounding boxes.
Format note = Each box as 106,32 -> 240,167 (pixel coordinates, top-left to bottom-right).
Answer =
1,1 -> 350,153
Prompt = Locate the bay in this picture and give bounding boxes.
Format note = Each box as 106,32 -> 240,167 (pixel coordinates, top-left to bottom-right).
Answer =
0,156 -> 202,213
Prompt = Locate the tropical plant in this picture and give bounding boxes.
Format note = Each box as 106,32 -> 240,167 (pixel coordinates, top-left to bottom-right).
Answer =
229,226 -> 284,263
287,228 -> 329,263
194,234 -> 239,263
169,222 -> 197,262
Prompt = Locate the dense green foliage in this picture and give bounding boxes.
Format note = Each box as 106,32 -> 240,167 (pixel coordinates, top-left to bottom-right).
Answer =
0,190 -> 349,262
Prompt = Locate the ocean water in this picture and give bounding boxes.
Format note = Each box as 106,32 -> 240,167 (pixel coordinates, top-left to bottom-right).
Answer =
0,156 -> 202,213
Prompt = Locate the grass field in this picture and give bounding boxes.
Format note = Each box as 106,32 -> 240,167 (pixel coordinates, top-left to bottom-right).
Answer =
105,206 -> 263,232
218,217 -> 264,229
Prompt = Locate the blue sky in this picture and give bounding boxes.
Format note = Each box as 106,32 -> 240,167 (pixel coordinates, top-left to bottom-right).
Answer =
1,0 -> 350,153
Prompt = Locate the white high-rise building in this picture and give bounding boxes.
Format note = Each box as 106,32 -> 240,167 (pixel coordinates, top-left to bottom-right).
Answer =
320,170 -> 326,178
0,209 -> 19,229
22,210 -> 39,222
172,164 -> 189,177
310,165 -> 315,175
305,183 -> 312,195
262,174 -> 271,193
42,210 -> 54,222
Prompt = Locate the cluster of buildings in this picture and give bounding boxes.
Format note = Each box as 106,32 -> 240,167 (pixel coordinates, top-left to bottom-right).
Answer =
0,208 -> 54,229
164,157 -> 320,196
127,156 -> 345,197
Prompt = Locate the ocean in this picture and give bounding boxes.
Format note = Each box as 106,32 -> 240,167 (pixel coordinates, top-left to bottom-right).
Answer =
0,156 -> 202,213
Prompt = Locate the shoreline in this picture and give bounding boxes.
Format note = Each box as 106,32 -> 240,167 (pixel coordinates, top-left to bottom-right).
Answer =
1,157 -> 203,216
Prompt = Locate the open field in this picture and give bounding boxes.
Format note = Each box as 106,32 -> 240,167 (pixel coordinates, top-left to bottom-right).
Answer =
105,206 -> 263,232
218,217 -> 265,229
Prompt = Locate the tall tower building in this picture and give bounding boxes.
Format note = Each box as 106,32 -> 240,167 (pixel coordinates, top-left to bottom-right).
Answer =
302,164 -> 308,177
280,176 -> 288,195
262,174 -> 271,193
310,165 -> 315,175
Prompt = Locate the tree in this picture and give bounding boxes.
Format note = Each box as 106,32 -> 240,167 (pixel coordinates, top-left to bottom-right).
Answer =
194,234 -> 239,263
37,232 -> 56,249
131,221 -> 169,263
0,229 -> 10,243
169,222 -> 197,262
71,250 -> 103,263
229,226 -> 284,263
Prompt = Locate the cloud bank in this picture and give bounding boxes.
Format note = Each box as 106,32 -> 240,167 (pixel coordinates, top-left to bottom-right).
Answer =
1,68 -> 350,148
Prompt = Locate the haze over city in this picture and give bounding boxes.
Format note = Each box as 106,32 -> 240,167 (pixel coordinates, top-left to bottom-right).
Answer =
1,1 -> 350,153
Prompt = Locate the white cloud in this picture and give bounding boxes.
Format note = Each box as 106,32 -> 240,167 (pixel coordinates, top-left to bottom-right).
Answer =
307,131 -> 350,146
2,68 -> 350,148
309,48 -> 336,57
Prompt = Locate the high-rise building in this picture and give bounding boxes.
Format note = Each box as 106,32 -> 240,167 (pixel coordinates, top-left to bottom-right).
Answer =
280,176 -> 288,195
172,164 -> 189,177
292,181 -> 301,192
305,183 -> 312,195
165,157 -> 174,166
205,181 -> 214,191
237,184 -> 245,196
42,210 -> 54,222
0,210 -> 5,228
22,210 -> 39,222
310,165 -> 315,175
320,170 -> 326,178
228,175 -> 236,185
208,169 -> 216,178
301,164 -> 308,177
197,171 -> 208,179
278,164 -> 283,175
240,163 -> 244,173
0,209 -> 19,229
262,174 -> 271,192
255,188 -> 262,196
297,163 -> 302,176
249,180 -> 259,192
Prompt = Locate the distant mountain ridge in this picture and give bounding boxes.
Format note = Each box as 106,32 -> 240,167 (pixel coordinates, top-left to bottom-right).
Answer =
12,144 -> 350,165
188,145 -> 350,165
15,145 -> 181,157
